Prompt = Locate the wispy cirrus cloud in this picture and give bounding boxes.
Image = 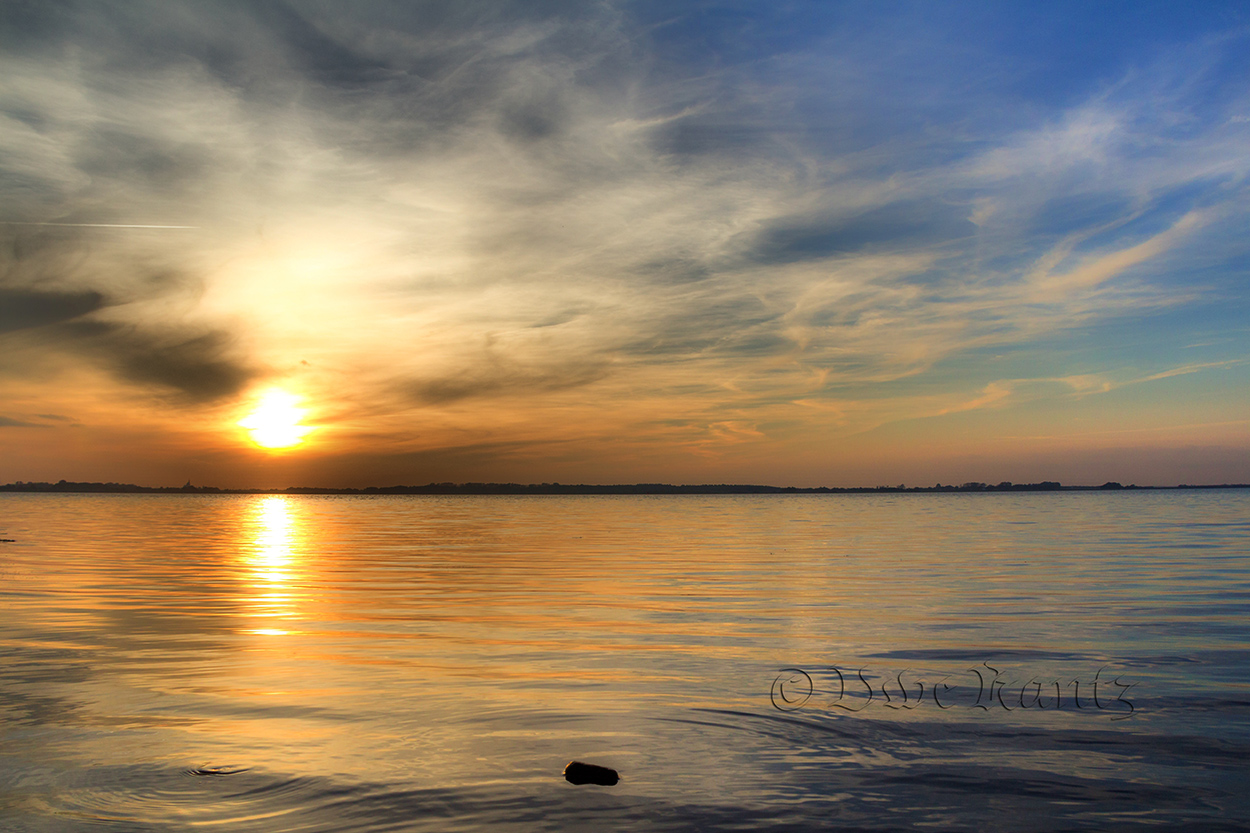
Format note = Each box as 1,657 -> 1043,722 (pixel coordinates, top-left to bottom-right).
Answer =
0,1 -> 1246,484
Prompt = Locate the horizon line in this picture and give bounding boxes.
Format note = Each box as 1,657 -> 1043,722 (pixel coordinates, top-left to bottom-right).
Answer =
3,479 -> 1248,495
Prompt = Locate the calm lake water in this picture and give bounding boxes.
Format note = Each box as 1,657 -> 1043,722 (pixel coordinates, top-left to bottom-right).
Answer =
1,492 -> 1248,831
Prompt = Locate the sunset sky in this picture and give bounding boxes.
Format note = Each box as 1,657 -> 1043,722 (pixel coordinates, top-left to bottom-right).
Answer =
1,1 -> 1247,488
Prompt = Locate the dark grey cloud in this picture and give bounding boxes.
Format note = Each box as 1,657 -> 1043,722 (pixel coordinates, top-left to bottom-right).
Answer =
0,287 -> 104,333
404,359 -> 609,405
61,322 -> 255,402
0,415 -> 41,427
649,113 -> 793,159
0,0 -> 75,54
498,87 -> 567,143
745,201 -> 977,265
0,226 -> 252,401
248,1 -> 401,89
74,128 -> 212,195
633,258 -> 713,286
0,227 -> 193,303
617,301 -> 784,358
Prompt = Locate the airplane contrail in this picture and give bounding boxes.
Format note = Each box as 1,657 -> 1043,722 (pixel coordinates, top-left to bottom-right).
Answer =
1,222 -> 198,229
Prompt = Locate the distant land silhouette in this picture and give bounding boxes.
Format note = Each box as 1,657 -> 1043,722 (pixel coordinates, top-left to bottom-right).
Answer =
2,480 -> 1247,495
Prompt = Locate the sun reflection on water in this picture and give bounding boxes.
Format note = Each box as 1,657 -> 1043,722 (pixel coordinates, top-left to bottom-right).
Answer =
243,496 -> 307,635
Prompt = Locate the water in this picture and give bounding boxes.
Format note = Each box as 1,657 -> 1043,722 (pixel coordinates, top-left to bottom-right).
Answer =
1,492 -> 1247,831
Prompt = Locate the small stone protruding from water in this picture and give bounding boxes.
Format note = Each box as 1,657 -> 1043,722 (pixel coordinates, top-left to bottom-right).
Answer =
563,761 -> 619,786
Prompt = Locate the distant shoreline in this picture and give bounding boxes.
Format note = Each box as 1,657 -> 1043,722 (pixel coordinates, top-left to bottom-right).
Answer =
2,480 -> 1247,495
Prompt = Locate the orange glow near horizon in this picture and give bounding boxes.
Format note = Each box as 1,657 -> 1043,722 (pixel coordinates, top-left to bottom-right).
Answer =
238,389 -> 314,450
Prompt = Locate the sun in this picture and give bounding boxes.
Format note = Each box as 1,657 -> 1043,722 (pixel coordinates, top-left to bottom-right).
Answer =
239,389 -> 313,449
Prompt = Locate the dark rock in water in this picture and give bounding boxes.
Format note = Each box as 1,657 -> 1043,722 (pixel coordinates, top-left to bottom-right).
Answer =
563,761 -> 619,786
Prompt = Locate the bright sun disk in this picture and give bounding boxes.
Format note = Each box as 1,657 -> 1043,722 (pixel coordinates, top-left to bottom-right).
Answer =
239,390 -> 313,449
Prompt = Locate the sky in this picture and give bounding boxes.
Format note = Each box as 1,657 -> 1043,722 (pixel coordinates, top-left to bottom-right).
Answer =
1,0 -> 1247,489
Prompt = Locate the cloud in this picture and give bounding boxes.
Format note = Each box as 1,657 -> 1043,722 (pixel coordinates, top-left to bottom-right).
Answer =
744,201 -> 977,265
1134,360 -> 1241,384
0,287 -> 104,333
0,224 -> 255,401
1027,210 -> 1207,300
935,382 -> 1015,416
402,359 -> 611,405
60,322 -> 256,403
0,1 -> 1246,479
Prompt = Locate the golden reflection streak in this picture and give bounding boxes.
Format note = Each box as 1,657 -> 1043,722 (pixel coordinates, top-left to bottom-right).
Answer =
242,496 -> 308,636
